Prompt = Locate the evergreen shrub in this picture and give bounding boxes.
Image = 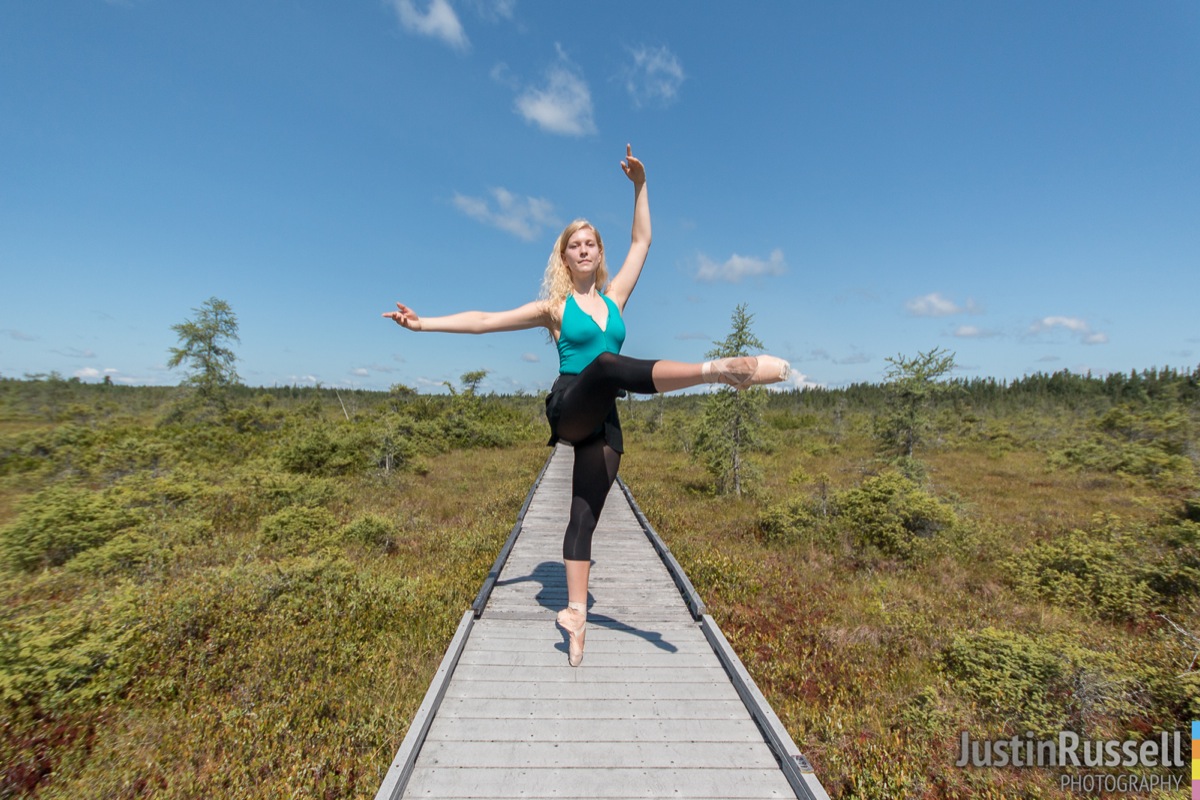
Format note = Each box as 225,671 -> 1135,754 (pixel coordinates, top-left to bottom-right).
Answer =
833,471 -> 959,560
941,627 -> 1139,736
0,485 -> 142,571
257,506 -> 339,552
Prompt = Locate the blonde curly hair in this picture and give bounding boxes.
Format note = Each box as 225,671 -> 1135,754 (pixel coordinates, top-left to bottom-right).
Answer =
539,219 -> 608,323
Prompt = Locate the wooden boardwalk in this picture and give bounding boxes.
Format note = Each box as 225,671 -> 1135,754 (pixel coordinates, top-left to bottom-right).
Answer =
375,444 -> 829,800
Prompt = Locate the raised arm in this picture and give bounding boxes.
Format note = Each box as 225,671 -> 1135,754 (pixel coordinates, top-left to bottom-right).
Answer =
603,143 -> 651,312
383,299 -> 552,334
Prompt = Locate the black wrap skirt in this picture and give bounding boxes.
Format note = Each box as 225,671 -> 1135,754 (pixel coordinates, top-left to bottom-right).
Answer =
544,372 -> 624,454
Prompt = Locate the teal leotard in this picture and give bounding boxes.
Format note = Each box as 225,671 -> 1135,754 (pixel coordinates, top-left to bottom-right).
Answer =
555,293 -> 626,375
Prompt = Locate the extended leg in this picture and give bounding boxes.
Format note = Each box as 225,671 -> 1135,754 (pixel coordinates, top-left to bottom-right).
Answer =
554,353 -> 792,443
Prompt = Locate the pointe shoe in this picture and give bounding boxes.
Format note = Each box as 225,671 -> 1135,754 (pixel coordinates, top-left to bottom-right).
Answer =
556,603 -> 587,667
703,355 -> 791,390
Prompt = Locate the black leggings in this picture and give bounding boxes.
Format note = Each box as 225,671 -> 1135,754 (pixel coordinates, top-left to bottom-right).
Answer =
556,352 -> 658,561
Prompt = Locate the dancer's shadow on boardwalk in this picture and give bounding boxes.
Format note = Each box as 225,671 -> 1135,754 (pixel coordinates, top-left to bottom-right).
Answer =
495,561 -> 679,655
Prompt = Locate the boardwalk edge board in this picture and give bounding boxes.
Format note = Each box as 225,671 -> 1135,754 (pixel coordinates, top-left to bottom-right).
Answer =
615,476 -> 707,619
619,476 -> 829,800
701,616 -> 832,800
373,609 -> 475,800
377,450 -> 554,800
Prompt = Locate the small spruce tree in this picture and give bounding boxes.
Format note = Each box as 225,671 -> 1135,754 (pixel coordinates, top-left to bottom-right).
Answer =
167,297 -> 241,404
692,304 -> 769,496
875,347 -> 957,479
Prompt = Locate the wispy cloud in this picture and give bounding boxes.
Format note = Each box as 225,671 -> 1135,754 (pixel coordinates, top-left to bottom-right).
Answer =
4,329 -> 38,342
390,0 -> 469,52
833,352 -> 871,365
55,347 -> 97,358
453,187 -> 557,241
521,352 -> 540,362
953,324 -> 1001,339
801,348 -> 870,365
695,248 -> 786,283
466,0 -> 515,22
623,45 -> 685,108
1029,316 -> 1109,345
514,45 -> 596,136
906,292 -> 979,317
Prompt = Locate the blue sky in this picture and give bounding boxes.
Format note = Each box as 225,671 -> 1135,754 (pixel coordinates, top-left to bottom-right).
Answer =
2,1 -> 1197,393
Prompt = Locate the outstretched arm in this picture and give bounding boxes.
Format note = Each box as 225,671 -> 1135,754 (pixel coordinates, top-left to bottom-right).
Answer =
604,143 -> 650,312
383,299 -> 552,334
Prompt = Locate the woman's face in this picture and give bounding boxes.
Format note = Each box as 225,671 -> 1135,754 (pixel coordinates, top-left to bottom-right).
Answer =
562,227 -> 601,279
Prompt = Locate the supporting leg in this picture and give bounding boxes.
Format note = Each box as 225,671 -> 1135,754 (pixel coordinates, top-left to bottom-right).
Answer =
557,437 -> 620,667
564,558 -> 591,608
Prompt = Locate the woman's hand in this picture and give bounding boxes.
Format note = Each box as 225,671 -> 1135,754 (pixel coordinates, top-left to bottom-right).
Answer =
382,302 -> 422,331
621,143 -> 645,184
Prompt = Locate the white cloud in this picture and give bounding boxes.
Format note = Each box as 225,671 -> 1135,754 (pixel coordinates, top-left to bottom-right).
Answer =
624,45 -> 685,108
390,0 -> 469,52
521,352 -> 540,362
453,187 -> 557,241
74,367 -> 120,381
4,329 -> 37,342
351,368 -> 371,377
771,369 -> 823,391
514,45 -> 595,136
1032,316 -> 1089,333
1029,316 -> 1109,346
695,248 -> 786,283
906,292 -> 979,317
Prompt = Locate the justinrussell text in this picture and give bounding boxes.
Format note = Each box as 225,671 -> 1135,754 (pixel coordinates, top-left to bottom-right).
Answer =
955,731 -> 1186,768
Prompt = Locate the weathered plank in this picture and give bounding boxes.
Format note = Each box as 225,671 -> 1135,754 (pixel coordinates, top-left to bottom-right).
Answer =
415,740 -> 781,769
403,767 -> 796,798
443,680 -> 741,702
435,697 -> 751,720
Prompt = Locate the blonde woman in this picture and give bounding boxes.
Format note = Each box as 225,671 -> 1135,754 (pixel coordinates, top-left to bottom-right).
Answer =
384,144 -> 789,666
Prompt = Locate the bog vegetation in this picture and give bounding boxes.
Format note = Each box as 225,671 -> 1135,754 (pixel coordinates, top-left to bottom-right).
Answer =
2,364 -> 1198,799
